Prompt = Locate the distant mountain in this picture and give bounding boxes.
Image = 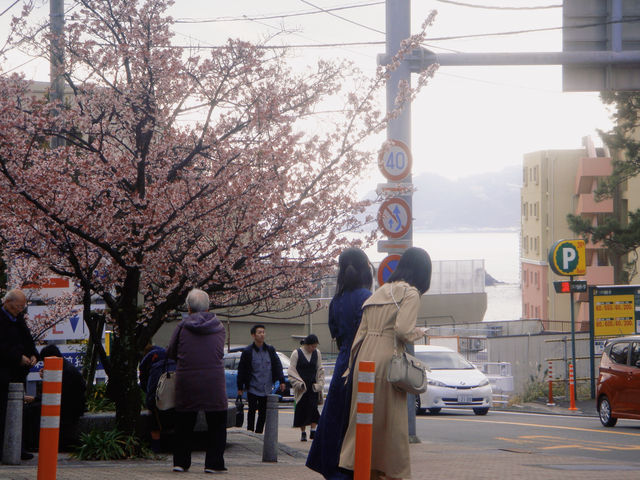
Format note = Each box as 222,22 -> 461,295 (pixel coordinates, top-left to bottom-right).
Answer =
412,165 -> 522,230
367,165 -> 522,231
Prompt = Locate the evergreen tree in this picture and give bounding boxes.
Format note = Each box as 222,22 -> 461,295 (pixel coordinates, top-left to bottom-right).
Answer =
567,92 -> 640,283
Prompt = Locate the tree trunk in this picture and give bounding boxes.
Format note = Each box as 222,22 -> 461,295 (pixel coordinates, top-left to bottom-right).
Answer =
108,269 -> 143,436
110,328 -> 142,435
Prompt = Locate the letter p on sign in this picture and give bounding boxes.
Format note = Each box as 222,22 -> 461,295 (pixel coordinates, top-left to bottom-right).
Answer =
548,239 -> 586,276
562,248 -> 577,270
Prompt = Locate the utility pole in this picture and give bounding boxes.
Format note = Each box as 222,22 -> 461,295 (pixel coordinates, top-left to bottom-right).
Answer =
383,0 -> 419,444
50,0 -> 64,149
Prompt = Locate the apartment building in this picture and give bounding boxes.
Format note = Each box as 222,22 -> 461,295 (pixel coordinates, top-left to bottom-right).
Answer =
521,141 -> 614,331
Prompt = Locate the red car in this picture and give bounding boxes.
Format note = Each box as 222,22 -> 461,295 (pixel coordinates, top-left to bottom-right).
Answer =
596,335 -> 640,427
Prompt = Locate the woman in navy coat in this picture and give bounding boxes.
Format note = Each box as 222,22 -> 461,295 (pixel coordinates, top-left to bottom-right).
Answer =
306,248 -> 373,479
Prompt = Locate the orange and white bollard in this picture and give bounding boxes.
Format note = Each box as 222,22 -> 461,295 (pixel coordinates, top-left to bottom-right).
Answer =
37,356 -> 63,480
546,360 -> 555,406
568,363 -> 577,411
354,361 -> 375,480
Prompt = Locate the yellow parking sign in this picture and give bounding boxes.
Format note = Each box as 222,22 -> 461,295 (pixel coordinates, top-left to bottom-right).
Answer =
548,239 -> 586,276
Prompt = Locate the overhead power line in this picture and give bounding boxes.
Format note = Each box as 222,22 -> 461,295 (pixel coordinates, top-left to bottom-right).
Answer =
297,0 -> 384,35
436,0 -> 561,10
427,16 -> 640,42
175,1 -> 384,24
0,0 -> 21,17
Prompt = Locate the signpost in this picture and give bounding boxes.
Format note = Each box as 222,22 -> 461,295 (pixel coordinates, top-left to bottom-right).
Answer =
378,140 -> 412,181
377,254 -> 402,286
588,285 -> 640,397
377,198 -> 412,239
548,239 -> 586,400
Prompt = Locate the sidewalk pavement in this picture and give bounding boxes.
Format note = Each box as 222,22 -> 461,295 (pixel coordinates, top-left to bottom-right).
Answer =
2,400 -> 639,480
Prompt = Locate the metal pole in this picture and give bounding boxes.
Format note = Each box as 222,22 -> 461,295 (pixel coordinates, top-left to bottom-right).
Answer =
262,394 -> 279,462
50,0 -> 65,149
385,0 -> 418,443
569,275 -> 577,401
2,383 -> 24,465
588,286 -> 596,399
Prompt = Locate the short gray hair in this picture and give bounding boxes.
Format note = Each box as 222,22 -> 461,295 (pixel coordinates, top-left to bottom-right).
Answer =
3,289 -> 25,303
186,288 -> 210,312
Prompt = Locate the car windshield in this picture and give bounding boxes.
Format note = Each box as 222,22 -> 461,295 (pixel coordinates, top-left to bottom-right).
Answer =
415,351 -> 475,370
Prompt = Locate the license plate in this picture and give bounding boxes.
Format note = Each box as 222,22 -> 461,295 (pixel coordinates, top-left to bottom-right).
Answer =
458,395 -> 472,403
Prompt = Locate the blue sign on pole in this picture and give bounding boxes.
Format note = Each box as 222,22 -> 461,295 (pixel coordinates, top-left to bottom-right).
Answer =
378,254 -> 401,286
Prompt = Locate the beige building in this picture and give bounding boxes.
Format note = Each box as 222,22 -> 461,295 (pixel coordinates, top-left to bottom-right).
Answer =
521,140 -> 616,331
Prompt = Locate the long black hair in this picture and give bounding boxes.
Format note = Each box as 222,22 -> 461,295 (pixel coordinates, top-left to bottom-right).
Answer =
387,247 -> 432,295
334,247 -> 373,298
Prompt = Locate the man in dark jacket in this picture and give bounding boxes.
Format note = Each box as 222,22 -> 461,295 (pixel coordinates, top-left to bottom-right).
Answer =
167,288 -> 227,474
24,344 -> 86,451
237,324 -> 285,434
0,289 -> 38,460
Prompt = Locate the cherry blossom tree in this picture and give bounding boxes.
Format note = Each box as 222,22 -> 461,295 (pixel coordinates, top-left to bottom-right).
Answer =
0,0 -> 437,435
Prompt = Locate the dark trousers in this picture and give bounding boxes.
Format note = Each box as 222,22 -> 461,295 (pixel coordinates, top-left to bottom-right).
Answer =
173,410 -> 226,471
246,393 -> 267,434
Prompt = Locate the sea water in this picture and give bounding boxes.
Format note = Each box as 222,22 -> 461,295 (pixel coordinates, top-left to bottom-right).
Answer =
364,230 -> 522,321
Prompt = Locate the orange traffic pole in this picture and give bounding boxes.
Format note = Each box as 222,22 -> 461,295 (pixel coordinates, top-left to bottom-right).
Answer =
546,360 -> 555,406
568,363 -> 577,411
354,361 -> 375,480
37,356 -> 63,480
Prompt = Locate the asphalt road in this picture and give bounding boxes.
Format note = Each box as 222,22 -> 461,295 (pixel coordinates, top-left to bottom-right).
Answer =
415,408 -> 640,463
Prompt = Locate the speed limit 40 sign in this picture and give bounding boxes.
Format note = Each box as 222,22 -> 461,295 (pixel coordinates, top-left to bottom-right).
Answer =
378,140 -> 412,181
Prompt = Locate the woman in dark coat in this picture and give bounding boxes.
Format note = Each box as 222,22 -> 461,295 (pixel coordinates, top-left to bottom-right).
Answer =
288,334 -> 324,442
167,288 -> 227,474
306,248 -> 373,479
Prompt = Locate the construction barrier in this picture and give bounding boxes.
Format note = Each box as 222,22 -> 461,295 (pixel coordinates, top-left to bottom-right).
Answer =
37,356 -> 62,480
568,363 -> 577,411
546,360 -> 556,406
354,361 -> 375,480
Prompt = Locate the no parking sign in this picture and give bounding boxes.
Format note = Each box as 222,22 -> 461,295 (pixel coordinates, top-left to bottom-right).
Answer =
377,254 -> 401,286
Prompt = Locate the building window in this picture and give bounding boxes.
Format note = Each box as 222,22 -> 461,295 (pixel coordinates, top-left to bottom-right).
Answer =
523,167 -> 528,186
533,165 -> 539,185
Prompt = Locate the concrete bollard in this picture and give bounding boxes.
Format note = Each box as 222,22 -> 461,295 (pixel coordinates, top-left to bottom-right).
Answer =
2,383 -> 24,465
262,394 -> 279,462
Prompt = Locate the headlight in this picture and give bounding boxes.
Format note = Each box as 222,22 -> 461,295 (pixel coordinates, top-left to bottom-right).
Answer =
478,379 -> 489,387
428,379 -> 447,387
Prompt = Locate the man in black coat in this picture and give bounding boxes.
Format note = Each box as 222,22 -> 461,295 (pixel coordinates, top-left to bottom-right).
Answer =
23,344 -> 87,450
237,324 -> 285,434
0,289 -> 38,459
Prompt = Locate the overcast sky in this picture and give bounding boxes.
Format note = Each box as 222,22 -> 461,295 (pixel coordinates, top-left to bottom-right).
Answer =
0,0 -> 615,187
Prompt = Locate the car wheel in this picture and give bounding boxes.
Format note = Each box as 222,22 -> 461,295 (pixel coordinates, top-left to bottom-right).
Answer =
415,396 -> 425,415
473,407 -> 489,416
428,408 -> 441,414
598,396 -> 617,427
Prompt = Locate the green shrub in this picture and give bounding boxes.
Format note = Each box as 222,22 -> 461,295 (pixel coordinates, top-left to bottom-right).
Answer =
86,383 -> 115,412
73,429 -> 152,460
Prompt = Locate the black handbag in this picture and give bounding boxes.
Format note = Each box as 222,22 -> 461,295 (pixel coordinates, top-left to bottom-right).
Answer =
235,394 -> 244,428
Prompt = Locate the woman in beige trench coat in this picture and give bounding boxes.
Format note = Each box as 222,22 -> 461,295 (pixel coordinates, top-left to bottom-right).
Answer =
339,247 -> 431,480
